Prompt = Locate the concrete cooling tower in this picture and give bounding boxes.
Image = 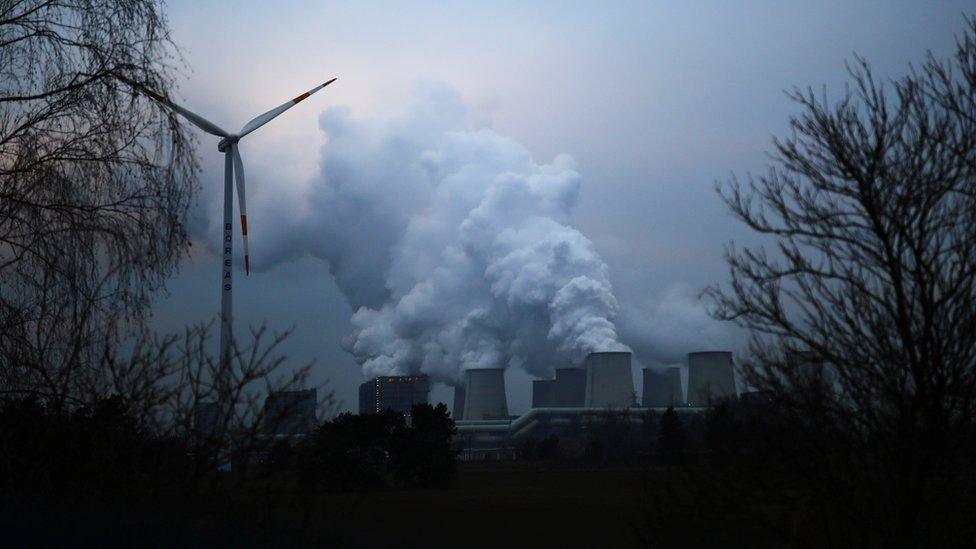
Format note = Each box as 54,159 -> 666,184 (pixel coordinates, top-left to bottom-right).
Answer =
789,351 -> 828,384
643,366 -> 683,407
584,352 -> 635,408
453,385 -> 466,420
686,351 -> 736,406
532,380 -> 557,408
463,368 -> 509,420
531,369 -> 586,408
554,368 -> 586,407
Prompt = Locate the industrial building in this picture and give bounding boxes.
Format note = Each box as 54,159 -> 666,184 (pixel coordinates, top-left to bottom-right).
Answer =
353,351 -> 738,458
530,355 -> 632,410
531,369 -> 586,408
584,351 -> 635,408
454,350 -> 740,456
262,389 -> 317,435
531,380 -> 557,408
462,368 -> 509,420
788,351 -> 830,386
686,351 -> 736,406
642,366 -> 683,407
452,385 -> 466,419
455,406 -> 708,458
553,368 -> 586,407
358,375 -> 430,416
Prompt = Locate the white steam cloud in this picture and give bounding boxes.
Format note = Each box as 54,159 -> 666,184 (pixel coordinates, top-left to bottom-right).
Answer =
255,84 -> 626,384
252,84 -> 736,385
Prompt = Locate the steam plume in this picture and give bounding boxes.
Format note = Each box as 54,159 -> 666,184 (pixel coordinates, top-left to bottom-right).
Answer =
257,84 -> 626,383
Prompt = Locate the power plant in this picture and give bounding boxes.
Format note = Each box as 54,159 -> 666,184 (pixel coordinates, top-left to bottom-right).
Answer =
530,365 -> 607,409
642,366 -> 683,407
552,368 -> 586,407
531,379 -> 557,408
453,385 -> 466,419
686,351 -> 736,406
462,368 -> 509,420
454,351 -> 739,456
584,351 -> 635,408
358,375 -> 430,416
357,350 -> 739,458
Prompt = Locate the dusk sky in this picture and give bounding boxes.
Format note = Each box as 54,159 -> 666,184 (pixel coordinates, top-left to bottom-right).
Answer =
150,1 -> 972,413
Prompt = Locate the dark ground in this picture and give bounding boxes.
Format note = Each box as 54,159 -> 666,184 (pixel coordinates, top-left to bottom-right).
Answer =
3,462 -> 773,548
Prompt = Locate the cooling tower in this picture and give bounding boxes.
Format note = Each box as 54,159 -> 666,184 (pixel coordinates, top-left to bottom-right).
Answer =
532,380 -> 557,408
643,366 -> 683,407
463,368 -> 509,420
789,351 -> 827,384
262,389 -> 317,435
584,352 -> 635,408
453,385 -> 466,420
686,351 -> 736,406
554,368 -> 586,407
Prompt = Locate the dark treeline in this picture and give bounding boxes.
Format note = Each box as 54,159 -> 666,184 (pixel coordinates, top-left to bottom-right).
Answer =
0,397 -> 457,499
0,396 -> 458,544
262,403 -> 458,491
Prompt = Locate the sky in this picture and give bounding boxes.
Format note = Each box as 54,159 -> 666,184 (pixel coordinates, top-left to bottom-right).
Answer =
151,1 -> 973,414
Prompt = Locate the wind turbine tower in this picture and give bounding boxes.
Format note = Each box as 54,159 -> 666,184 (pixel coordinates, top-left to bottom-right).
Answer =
122,75 -> 337,365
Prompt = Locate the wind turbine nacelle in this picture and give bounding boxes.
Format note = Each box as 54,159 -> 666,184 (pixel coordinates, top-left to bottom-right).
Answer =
217,135 -> 239,152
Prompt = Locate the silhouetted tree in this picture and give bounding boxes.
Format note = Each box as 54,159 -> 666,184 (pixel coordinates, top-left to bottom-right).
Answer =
0,394 -> 191,503
393,403 -> 457,488
657,406 -> 685,464
301,404 -> 458,491
705,15 -> 976,547
703,400 -> 740,461
0,0 -> 197,408
302,410 -> 407,491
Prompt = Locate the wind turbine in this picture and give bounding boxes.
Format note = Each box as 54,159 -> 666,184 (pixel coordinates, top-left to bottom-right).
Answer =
122,75 -> 337,365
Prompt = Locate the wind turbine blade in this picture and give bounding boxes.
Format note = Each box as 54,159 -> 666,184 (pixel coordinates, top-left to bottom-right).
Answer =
118,76 -> 229,137
232,144 -> 250,276
238,77 -> 337,138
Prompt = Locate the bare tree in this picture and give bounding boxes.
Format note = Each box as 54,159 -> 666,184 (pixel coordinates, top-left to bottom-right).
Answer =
0,0 -> 197,406
98,322 -> 331,484
705,16 -> 976,547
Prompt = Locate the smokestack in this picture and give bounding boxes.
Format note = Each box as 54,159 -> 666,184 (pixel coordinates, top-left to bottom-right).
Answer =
453,385 -> 466,420
584,352 -> 635,408
554,368 -> 586,407
532,380 -> 557,408
642,366 -> 683,407
463,368 -> 508,420
686,351 -> 736,406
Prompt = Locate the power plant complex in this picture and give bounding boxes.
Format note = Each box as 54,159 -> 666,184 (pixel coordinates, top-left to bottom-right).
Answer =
358,375 -> 431,416
356,350 -> 739,456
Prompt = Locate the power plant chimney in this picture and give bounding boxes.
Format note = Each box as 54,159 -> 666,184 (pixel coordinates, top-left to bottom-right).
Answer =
642,366 -> 683,407
584,352 -> 635,408
463,368 -> 509,420
686,351 -> 736,406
